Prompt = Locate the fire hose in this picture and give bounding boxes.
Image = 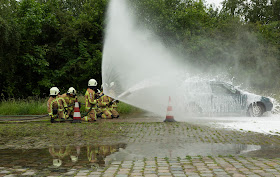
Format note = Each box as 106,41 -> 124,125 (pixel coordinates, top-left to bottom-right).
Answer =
0,102 -> 76,122
0,114 -> 49,122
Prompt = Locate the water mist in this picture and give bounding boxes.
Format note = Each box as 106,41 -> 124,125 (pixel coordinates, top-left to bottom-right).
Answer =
101,0 -> 278,120
102,0 -> 189,118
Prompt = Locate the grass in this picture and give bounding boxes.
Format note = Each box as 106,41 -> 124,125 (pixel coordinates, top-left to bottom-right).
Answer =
0,122 -> 130,144
0,98 -> 47,115
0,95 -> 141,115
117,102 -> 142,114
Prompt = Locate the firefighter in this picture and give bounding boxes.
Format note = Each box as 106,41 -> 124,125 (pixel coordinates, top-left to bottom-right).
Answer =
87,145 -> 99,163
82,79 -> 99,122
108,82 -> 119,118
99,145 -> 110,166
49,145 -> 71,167
98,85 -> 113,119
70,145 -> 80,163
60,87 -> 77,119
95,84 -> 106,118
47,87 -> 68,123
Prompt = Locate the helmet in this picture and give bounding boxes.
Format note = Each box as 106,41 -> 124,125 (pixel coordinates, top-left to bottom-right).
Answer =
67,87 -> 76,95
50,87 -> 60,96
53,159 -> 62,167
70,155 -> 78,162
88,79 -> 97,87
54,87 -> 60,93
110,82 -> 115,88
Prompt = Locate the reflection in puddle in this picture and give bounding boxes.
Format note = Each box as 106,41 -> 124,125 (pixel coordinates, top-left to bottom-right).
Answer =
0,144 -> 126,170
107,143 -> 280,161
1,143 -> 280,170
243,144 -> 280,158
107,143 -> 263,161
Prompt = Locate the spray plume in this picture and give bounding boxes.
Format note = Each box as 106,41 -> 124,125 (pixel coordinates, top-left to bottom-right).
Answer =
101,0 -> 279,118
102,0 -> 190,117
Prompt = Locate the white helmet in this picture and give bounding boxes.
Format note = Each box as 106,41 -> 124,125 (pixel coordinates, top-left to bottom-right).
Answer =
50,87 -> 60,96
88,79 -> 97,87
70,155 -> 78,162
53,159 -> 62,167
54,87 -> 60,93
67,87 -> 76,95
110,82 -> 115,88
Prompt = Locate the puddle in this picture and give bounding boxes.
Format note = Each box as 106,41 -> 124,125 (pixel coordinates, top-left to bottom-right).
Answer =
1,142 -> 280,170
0,144 -> 126,170
107,143 -> 264,161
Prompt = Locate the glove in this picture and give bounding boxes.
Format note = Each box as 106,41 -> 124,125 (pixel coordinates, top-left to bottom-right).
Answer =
64,108 -> 68,115
116,100 -> 119,103
109,102 -> 113,106
50,115 -> 54,123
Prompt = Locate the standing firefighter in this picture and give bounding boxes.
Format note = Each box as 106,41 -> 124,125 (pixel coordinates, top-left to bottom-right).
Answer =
98,86 -> 113,119
82,79 -> 99,122
60,87 -> 77,119
47,87 -> 68,123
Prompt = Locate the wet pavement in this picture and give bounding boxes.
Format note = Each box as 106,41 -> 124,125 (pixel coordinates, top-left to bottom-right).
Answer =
1,115 -> 280,176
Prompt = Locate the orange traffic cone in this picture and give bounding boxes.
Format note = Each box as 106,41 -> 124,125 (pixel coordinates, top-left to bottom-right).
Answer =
164,96 -> 176,122
72,98 -> 81,123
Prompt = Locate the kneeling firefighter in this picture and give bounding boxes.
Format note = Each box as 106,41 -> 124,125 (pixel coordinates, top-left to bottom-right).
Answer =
82,79 -> 99,122
60,87 -> 77,119
49,145 -> 71,167
108,82 -> 119,118
109,99 -> 119,118
47,87 -> 68,123
98,86 -> 113,119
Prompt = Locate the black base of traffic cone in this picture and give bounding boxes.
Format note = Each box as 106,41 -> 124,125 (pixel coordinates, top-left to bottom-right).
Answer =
164,117 -> 176,122
72,119 -> 81,123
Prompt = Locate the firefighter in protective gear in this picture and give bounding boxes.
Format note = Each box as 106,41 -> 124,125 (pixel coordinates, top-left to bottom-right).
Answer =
49,145 -> 71,167
95,84 -> 106,118
47,87 -> 68,123
87,145 -> 99,163
70,146 -> 80,163
109,99 -> 119,118
99,145 -> 110,166
98,84 -> 112,119
60,87 -> 77,119
108,82 -> 119,118
82,79 -> 99,122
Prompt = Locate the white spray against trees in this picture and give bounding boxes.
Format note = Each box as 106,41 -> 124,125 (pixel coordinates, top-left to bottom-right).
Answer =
102,0 -> 187,117
102,0 -> 278,118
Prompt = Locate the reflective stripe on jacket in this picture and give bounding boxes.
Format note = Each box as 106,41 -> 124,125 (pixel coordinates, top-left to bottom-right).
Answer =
85,88 -> 97,110
98,92 -> 111,110
60,93 -> 76,110
47,96 -> 67,115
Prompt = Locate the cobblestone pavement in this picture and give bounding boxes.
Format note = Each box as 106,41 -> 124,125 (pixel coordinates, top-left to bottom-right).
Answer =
2,156 -> 280,177
1,117 -> 280,176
